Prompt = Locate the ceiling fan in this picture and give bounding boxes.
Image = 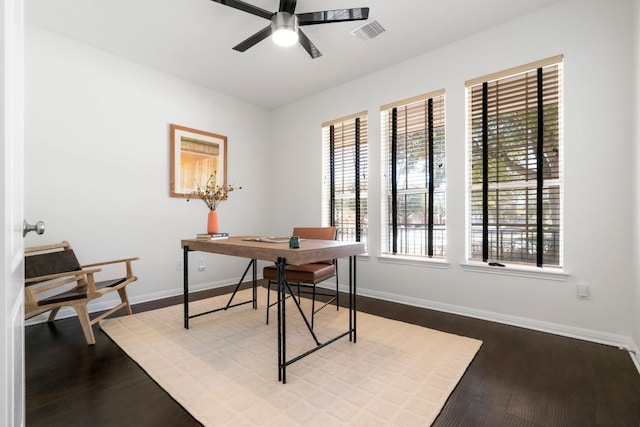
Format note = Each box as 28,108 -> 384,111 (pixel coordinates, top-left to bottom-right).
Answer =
211,0 -> 370,59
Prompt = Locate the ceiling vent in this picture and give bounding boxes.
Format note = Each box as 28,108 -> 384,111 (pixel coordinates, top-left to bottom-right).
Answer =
350,19 -> 385,41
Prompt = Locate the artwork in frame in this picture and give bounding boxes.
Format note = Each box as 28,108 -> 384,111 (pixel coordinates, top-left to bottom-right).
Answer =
170,124 -> 227,198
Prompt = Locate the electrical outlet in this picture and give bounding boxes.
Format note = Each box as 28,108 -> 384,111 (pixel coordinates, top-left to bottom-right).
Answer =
198,257 -> 205,271
176,260 -> 183,270
577,282 -> 589,299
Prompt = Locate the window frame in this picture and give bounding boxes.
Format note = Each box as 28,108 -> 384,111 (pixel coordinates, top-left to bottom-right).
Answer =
465,55 -> 564,269
380,90 -> 447,260
321,112 -> 368,248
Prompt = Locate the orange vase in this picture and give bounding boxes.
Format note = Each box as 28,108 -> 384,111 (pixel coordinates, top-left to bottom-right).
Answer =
207,210 -> 219,234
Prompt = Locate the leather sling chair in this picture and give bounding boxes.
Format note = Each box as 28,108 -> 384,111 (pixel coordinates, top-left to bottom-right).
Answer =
24,240 -> 138,345
263,226 -> 338,330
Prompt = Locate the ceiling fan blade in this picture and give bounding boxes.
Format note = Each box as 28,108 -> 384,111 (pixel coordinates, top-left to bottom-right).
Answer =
278,0 -> 297,14
210,0 -> 273,20
232,25 -> 272,52
297,29 -> 322,59
297,8 -> 369,26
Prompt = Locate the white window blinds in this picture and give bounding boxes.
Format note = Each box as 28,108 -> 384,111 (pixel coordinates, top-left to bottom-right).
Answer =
321,112 -> 368,247
381,90 -> 446,258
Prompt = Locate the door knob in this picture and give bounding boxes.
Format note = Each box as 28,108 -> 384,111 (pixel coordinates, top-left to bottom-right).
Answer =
23,219 -> 45,237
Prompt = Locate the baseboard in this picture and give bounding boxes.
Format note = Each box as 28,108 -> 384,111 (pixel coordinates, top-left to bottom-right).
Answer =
327,283 -> 640,374
26,276 -> 640,376
24,276 -> 253,327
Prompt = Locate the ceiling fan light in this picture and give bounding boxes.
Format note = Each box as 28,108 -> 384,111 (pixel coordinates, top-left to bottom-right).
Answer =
272,28 -> 298,46
271,12 -> 298,47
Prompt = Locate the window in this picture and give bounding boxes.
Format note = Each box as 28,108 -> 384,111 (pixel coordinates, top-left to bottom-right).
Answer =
321,112 -> 368,247
381,91 -> 446,258
466,56 -> 563,268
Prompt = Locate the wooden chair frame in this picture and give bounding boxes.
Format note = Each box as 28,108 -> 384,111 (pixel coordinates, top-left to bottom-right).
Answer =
25,241 -> 138,345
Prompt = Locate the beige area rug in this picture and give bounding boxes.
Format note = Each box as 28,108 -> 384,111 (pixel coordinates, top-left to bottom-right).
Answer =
100,288 -> 482,426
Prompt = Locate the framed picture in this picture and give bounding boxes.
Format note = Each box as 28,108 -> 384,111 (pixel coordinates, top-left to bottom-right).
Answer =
170,124 -> 227,198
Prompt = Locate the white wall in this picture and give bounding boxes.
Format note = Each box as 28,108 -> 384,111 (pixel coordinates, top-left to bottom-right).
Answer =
24,26 -> 273,310
270,0 -> 637,345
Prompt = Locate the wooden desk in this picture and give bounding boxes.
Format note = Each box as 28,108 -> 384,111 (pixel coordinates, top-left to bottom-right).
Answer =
181,236 -> 366,383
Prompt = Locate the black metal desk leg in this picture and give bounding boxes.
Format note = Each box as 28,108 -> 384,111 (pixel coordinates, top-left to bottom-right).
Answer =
276,257 -> 287,383
276,257 -> 283,381
183,246 -> 190,330
252,258 -> 257,309
353,255 -> 357,343
350,256 -> 356,342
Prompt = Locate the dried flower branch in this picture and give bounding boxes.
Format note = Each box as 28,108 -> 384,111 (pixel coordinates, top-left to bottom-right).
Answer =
187,173 -> 241,210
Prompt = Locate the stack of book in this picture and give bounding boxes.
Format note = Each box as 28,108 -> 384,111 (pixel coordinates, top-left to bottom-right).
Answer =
196,232 -> 229,240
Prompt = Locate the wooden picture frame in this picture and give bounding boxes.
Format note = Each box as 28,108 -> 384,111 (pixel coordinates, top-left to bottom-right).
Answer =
170,124 -> 227,198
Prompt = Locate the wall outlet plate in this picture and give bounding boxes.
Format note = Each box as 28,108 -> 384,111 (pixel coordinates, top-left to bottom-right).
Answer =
577,283 -> 589,299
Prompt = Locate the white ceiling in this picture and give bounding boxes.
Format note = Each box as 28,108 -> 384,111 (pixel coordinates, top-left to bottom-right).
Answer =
26,0 -> 562,110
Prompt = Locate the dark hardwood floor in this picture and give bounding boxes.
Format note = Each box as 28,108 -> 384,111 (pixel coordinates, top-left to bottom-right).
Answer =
26,281 -> 640,426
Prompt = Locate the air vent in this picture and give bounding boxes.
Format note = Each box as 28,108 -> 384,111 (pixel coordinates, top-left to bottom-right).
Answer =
350,19 -> 385,41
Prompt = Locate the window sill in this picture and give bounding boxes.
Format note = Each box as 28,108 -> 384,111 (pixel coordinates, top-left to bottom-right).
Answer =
377,254 -> 450,269
459,261 -> 569,281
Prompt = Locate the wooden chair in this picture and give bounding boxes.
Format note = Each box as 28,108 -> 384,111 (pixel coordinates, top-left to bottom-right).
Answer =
264,226 -> 338,329
24,241 -> 139,345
